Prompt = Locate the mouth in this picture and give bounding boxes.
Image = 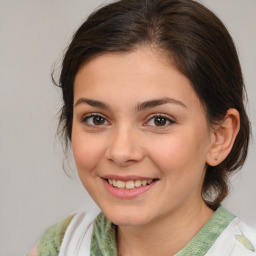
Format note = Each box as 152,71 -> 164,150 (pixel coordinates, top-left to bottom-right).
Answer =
106,178 -> 156,190
102,176 -> 159,199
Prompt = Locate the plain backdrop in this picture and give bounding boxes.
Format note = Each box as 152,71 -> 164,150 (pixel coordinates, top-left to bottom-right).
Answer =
0,1 -> 255,255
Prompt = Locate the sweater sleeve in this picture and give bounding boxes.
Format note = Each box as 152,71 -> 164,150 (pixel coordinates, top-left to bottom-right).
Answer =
38,214 -> 75,256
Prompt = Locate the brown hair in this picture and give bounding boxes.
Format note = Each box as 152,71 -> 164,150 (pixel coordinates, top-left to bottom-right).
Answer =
56,0 -> 250,207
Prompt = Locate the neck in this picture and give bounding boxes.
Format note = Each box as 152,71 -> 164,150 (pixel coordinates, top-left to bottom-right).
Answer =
117,201 -> 213,256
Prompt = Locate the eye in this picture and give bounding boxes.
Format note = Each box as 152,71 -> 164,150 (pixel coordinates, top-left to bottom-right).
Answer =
145,115 -> 175,127
81,114 -> 109,126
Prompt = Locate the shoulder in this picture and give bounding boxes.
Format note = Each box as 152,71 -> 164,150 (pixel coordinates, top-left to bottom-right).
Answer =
35,207 -> 100,256
38,214 -> 75,255
27,243 -> 39,256
207,216 -> 256,255
233,219 -> 256,253
59,207 -> 101,255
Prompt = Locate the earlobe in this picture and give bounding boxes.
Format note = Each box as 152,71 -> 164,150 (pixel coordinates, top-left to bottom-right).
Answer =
206,108 -> 240,166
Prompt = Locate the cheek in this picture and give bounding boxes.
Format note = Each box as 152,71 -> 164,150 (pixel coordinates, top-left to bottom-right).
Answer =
72,132 -> 105,175
149,135 -> 194,162
150,136 -> 207,202
149,130 -> 208,176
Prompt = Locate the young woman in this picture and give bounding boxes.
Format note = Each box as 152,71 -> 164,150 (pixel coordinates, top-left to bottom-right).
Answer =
29,0 -> 255,255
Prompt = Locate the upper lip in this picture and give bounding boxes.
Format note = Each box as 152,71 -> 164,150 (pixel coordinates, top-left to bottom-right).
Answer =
102,175 -> 158,181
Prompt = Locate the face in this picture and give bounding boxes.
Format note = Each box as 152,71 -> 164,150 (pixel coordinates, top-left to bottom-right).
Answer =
72,47 -> 214,227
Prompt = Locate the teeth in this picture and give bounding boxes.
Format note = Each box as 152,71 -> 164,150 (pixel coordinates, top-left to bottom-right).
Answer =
108,179 -> 154,189
141,180 -> 147,186
134,180 -> 142,187
126,181 -> 135,189
148,179 -> 153,184
116,180 -> 125,189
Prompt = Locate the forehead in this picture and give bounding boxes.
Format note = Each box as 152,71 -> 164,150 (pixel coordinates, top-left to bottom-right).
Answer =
73,47 -> 203,112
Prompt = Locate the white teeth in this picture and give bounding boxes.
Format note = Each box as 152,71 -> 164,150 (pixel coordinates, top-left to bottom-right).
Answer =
148,179 -> 153,184
134,180 -> 142,187
116,180 -> 125,189
107,179 -> 154,189
141,180 -> 147,186
126,181 -> 135,189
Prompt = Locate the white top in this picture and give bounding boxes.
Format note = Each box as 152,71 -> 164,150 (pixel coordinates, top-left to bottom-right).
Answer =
58,206 -> 256,256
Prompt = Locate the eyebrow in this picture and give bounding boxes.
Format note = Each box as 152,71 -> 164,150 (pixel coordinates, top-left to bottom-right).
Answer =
136,97 -> 187,111
74,98 -> 110,109
74,97 -> 187,110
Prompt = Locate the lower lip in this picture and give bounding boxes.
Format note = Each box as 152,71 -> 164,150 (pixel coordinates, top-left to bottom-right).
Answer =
102,179 -> 157,199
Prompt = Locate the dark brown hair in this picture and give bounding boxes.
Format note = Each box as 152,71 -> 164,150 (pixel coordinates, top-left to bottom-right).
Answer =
56,0 -> 250,207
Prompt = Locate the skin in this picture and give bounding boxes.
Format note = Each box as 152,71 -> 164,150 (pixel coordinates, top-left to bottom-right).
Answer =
71,46 -> 239,256
29,46 -> 240,256
27,243 -> 38,256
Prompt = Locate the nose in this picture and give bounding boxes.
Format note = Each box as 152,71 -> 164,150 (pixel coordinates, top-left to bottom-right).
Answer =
105,126 -> 144,166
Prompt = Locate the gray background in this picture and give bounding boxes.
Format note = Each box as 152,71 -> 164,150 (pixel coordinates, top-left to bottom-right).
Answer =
0,1 -> 255,255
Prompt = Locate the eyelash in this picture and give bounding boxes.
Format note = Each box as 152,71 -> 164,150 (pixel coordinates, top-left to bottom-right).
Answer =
80,113 -> 175,128
145,114 -> 175,128
80,113 -> 109,127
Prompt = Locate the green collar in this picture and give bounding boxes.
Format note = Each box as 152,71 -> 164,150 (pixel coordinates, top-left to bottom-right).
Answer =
91,211 -> 118,256
90,206 -> 235,256
175,206 -> 235,255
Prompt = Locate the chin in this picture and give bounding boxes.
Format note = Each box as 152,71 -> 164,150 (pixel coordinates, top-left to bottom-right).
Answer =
103,207 -> 152,227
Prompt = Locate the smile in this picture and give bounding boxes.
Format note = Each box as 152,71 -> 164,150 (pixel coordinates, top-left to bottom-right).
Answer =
107,179 -> 153,189
102,176 -> 159,199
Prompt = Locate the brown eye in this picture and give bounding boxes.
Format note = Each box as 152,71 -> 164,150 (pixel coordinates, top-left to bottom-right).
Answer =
82,114 -> 109,126
93,116 -> 105,125
154,117 -> 167,126
146,115 -> 175,128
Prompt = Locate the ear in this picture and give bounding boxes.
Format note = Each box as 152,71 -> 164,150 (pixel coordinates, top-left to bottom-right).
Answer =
206,108 -> 240,166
